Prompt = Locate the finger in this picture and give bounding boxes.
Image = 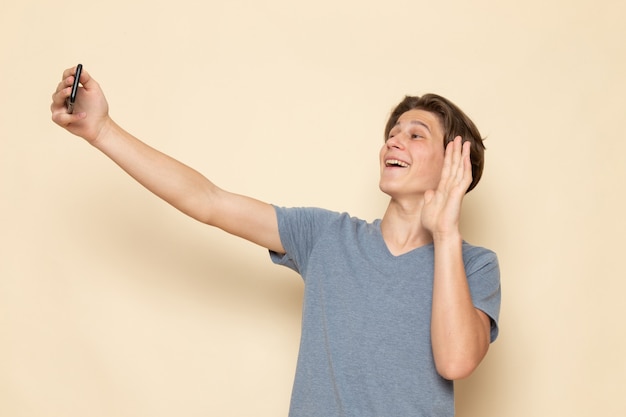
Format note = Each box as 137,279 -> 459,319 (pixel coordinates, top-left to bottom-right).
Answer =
58,65 -> 92,95
52,67 -> 78,106
51,80 -> 70,102
451,136 -> 463,168
462,140 -> 471,167
455,140 -> 473,190
51,106 -> 86,127
76,68 -> 99,92
440,140 -> 454,183
77,67 -> 90,85
50,88 -> 85,121
462,140 -> 473,180
52,66 -> 93,110
50,83 -> 83,124
447,137 -> 473,194
444,136 -> 463,182
439,137 -> 459,183
61,65 -> 80,81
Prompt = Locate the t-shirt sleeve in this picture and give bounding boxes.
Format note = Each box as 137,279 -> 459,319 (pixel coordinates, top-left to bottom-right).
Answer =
463,245 -> 502,342
269,206 -> 340,276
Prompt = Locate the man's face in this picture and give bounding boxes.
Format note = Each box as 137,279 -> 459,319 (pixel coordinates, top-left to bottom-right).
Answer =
379,109 -> 446,199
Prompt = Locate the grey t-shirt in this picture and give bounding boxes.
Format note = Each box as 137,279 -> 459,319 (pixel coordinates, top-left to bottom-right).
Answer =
270,206 -> 501,417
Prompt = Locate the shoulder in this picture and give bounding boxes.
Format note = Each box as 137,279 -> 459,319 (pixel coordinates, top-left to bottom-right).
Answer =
461,241 -> 499,274
273,205 -> 360,227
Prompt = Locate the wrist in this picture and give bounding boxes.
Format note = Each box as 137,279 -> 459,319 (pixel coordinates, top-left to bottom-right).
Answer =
432,230 -> 463,246
91,116 -> 116,148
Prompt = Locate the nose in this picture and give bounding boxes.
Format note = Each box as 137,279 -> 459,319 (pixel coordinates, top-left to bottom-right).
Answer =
386,132 -> 406,149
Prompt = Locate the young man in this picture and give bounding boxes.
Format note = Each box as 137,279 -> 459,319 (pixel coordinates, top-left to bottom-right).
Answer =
51,66 -> 500,417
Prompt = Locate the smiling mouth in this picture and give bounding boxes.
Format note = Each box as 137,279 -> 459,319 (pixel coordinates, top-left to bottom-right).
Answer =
385,159 -> 410,168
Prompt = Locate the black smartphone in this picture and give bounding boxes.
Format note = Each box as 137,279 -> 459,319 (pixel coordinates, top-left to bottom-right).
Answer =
66,64 -> 83,114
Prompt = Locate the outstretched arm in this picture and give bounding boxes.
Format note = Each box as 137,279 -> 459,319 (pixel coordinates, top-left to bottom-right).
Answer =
51,66 -> 284,254
421,137 -> 491,380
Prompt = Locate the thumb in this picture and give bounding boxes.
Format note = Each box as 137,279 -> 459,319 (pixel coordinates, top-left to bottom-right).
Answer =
424,189 -> 435,205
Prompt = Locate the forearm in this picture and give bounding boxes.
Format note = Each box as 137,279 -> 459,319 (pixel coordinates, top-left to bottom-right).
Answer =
92,118 -> 217,223
430,233 -> 490,380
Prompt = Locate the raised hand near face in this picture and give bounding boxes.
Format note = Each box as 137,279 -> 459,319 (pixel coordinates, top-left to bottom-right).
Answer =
420,136 -> 472,240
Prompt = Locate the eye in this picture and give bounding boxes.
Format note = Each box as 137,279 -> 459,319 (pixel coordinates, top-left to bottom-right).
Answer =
411,134 -> 423,139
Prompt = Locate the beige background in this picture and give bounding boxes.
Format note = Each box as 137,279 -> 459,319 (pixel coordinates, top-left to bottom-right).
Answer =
1,0 -> 625,416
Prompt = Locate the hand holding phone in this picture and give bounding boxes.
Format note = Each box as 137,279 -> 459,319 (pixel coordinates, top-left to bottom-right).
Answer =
66,64 -> 82,114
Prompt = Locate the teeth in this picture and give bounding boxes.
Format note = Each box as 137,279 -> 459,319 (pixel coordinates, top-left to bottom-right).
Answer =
386,159 -> 409,167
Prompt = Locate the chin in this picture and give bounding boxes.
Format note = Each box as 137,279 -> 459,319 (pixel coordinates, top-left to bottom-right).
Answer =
378,182 -> 396,198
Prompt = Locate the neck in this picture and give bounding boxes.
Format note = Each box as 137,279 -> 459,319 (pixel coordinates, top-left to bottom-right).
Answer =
380,198 -> 432,256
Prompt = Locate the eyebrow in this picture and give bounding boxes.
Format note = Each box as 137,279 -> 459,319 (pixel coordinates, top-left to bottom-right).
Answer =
393,120 -> 432,133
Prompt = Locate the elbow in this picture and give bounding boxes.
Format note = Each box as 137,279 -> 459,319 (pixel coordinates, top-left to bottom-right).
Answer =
435,358 -> 481,380
434,344 -> 489,380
